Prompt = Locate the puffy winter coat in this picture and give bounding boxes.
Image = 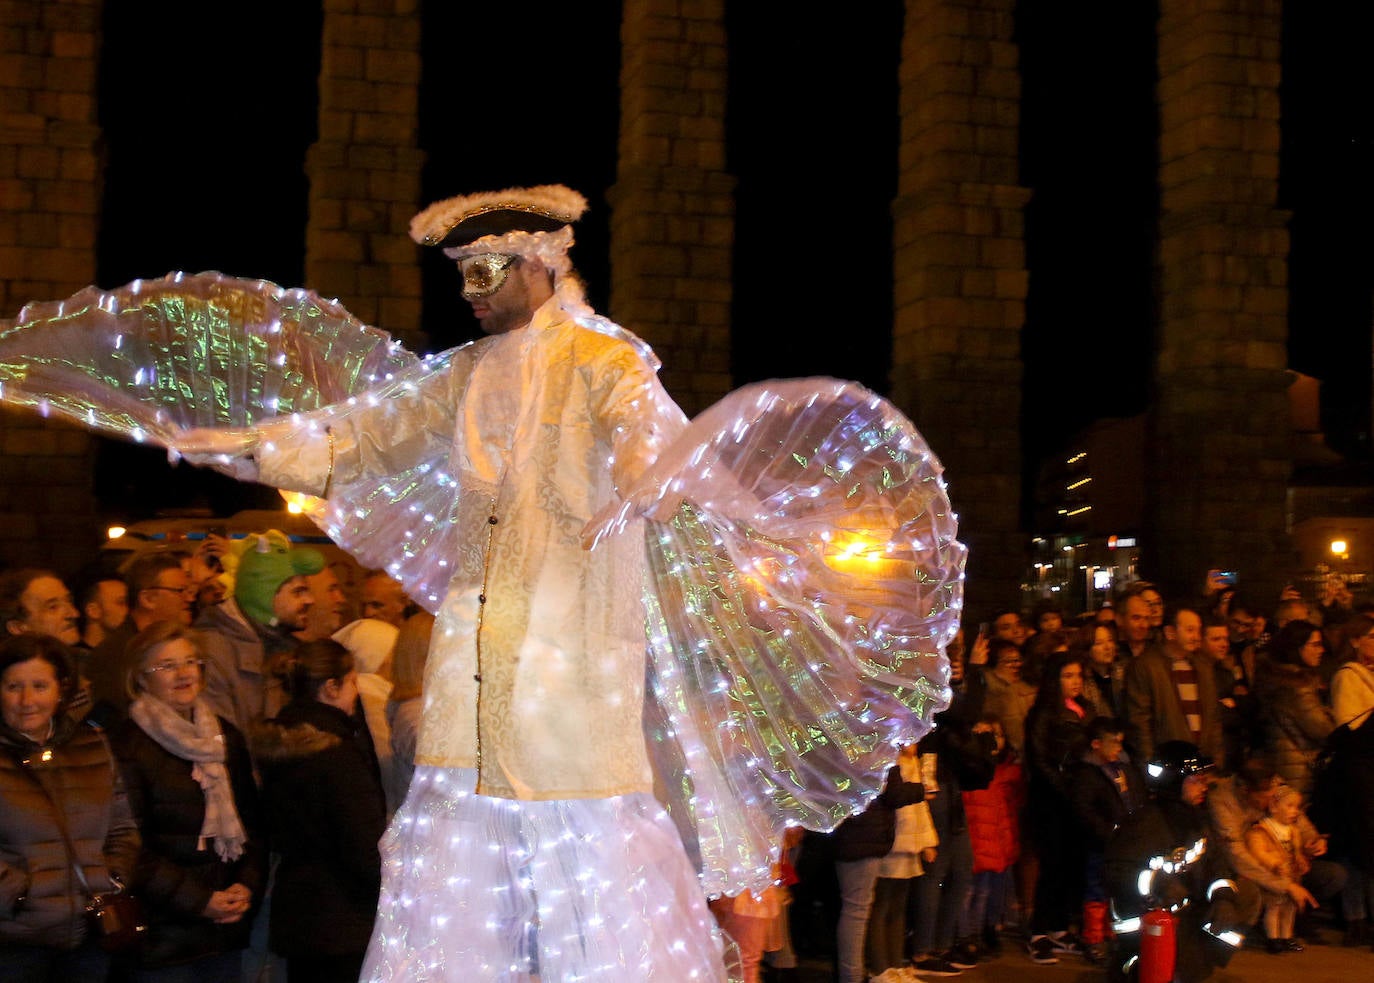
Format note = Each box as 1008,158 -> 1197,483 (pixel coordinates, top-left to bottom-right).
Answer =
1256,660 -> 1335,797
111,714 -> 265,968
0,716 -> 140,949
253,699 -> 386,957
963,760 -> 1023,874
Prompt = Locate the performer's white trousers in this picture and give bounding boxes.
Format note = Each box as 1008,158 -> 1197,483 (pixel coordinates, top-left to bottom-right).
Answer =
361,766 -> 732,982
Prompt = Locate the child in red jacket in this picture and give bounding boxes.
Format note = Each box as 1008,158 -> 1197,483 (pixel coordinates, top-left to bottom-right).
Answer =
960,718 -> 1024,952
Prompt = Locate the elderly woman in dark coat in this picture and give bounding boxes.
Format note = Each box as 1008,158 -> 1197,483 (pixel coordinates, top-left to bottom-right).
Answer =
0,633 -> 140,982
111,622 -> 265,982
254,638 -> 386,983
1255,619 -> 1336,799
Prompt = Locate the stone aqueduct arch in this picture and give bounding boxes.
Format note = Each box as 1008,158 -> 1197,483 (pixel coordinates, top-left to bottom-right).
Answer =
1,0 -> 1291,609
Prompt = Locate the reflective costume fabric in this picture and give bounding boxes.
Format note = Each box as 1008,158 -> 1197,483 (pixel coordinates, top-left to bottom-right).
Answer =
0,272 -> 967,964
363,767 -> 729,982
256,296 -> 685,801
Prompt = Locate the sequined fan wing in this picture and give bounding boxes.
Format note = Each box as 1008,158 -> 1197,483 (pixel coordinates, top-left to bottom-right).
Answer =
0,272 -> 464,613
0,271 -> 419,443
621,378 -> 965,897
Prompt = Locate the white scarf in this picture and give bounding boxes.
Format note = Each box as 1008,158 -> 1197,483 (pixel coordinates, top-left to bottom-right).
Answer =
129,695 -> 246,861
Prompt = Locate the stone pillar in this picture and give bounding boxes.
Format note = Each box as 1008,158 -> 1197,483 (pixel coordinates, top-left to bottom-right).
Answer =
0,0 -> 104,572
1151,0 -> 1292,599
610,0 -> 734,417
305,0 -> 424,349
892,0 -> 1028,617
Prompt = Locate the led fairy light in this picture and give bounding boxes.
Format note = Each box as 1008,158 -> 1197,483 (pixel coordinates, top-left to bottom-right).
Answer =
4,189 -> 963,982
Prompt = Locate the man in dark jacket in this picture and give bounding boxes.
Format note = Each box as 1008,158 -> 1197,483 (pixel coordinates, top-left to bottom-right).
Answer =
1125,605 -> 1224,764
87,553 -> 193,725
1106,741 -> 1258,983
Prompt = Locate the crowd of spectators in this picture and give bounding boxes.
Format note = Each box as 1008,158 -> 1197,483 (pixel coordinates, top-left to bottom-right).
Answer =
0,535 -> 421,982
5,534 -> 1374,983
808,569 -> 1374,982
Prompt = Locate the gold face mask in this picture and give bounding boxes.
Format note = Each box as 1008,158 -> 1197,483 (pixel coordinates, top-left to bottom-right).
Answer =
457,253 -> 518,298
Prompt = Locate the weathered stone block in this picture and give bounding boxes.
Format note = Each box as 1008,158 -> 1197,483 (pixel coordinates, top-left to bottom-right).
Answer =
364,48 -> 420,85
309,230 -> 365,262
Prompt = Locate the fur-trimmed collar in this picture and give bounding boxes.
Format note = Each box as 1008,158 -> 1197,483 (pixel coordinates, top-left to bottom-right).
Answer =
250,719 -> 342,762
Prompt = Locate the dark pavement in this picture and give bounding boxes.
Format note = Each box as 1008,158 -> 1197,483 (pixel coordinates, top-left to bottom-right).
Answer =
781,924 -> 1374,983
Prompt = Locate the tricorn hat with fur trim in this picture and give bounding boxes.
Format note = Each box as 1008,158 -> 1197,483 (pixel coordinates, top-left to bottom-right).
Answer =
409,184 -> 588,250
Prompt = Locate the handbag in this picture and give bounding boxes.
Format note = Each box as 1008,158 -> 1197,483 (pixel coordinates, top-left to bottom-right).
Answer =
82,880 -> 146,953
18,747 -> 147,953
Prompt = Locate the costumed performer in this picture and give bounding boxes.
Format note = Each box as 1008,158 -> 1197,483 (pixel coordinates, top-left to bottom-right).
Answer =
1,184 -> 966,982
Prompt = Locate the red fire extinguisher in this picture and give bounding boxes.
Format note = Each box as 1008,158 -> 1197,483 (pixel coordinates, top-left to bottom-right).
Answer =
1139,908 -> 1177,983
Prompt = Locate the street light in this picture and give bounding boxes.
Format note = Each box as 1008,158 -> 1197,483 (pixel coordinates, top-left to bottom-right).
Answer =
1331,539 -> 1349,560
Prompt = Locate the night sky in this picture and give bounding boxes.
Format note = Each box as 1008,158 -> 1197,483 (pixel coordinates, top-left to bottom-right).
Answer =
83,1 -> 1374,517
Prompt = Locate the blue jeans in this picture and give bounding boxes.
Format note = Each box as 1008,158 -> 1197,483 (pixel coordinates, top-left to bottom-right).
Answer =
834,856 -> 883,983
910,826 -> 973,955
961,868 -> 1010,938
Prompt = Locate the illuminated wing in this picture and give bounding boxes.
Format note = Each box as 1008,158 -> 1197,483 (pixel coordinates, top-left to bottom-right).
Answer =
0,272 -> 463,613
600,379 -> 965,897
0,271 -> 418,442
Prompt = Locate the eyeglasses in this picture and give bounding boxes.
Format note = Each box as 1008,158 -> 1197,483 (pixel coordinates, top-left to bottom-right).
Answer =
143,659 -> 204,675
143,586 -> 195,599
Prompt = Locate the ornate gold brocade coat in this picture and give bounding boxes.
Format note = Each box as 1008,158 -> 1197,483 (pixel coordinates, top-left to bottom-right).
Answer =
257,297 -> 687,800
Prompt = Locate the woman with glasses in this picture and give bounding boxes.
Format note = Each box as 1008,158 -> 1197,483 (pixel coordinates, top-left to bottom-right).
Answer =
111,622 -> 263,983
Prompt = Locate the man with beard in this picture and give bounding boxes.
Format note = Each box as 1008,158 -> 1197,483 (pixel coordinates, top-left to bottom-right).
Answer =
292,564 -> 349,643
196,529 -> 321,735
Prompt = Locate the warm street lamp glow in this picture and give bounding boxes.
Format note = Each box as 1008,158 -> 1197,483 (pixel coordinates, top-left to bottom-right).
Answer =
1331,539 -> 1348,557
279,490 -> 318,516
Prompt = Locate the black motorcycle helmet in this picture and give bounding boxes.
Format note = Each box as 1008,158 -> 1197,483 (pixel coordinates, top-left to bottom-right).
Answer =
1145,740 -> 1215,800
